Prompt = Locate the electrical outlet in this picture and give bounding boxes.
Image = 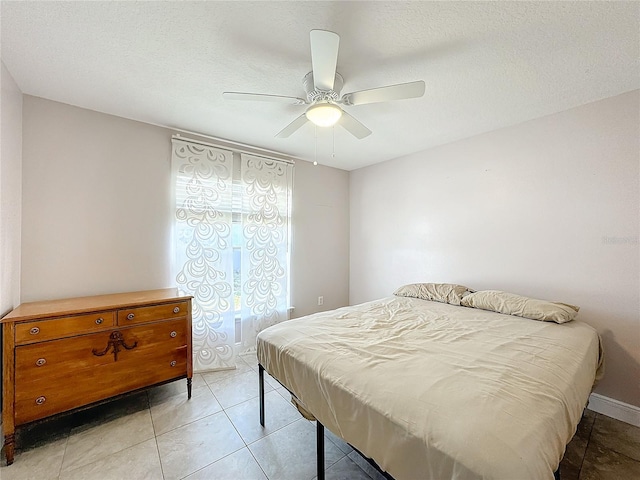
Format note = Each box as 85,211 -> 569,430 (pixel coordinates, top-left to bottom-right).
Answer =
317,296 -> 324,306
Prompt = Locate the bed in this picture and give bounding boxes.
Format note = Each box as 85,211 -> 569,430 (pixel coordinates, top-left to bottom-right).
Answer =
256,291 -> 603,480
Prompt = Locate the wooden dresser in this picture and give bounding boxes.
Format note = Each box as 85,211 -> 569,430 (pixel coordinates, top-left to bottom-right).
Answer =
1,288 -> 192,465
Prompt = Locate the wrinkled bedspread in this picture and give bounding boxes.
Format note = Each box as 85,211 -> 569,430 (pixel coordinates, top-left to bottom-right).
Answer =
257,296 -> 603,480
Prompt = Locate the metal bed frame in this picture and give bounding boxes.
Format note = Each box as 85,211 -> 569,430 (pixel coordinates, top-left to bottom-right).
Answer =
258,364 -> 561,480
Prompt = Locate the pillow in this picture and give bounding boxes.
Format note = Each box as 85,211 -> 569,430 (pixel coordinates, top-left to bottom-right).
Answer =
393,283 -> 474,306
460,290 -> 579,324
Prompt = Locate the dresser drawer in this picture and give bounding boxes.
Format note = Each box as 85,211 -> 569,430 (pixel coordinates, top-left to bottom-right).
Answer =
16,328 -> 123,383
15,312 -> 116,345
15,318 -> 188,424
117,301 -> 188,326
15,345 -> 187,424
16,319 -> 187,384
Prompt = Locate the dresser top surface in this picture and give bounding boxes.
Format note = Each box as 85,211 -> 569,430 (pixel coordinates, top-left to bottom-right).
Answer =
1,288 -> 192,323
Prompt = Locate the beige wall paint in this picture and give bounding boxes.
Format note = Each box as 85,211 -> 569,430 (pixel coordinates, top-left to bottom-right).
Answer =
350,90 -> 640,407
22,96 -> 173,300
291,159 -> 349,318
0,62 -> 22,316
21,96 -> 350,317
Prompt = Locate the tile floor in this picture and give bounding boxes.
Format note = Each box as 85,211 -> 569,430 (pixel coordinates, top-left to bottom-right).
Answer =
1,353 -> 638,480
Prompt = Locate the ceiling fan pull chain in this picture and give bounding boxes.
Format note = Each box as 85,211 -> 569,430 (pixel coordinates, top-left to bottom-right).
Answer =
332,126 -> 336,158
314,125 -> 318,166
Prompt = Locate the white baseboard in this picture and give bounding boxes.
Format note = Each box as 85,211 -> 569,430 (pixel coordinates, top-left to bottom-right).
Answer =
588,393 -> 640,427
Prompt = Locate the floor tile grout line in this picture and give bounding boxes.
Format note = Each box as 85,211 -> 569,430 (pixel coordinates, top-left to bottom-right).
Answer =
156,409 -> 226,439
147,390 -> 168,480
215,405 -> 274,479
176,444 -> 247,480
57,400 -> 155,476
245,418 -> 336,480
243,415 -> 307,447
155,407 -> 219,434
344,451 -> 377,480
59,435 -> 158,477
576,413 -> 597,478
216,385 -> 282,413
150,377 -> 276,439
587,414 -> 640,464
56,436 -> 158,478
54,430 -> 70,479
171,393 -> 290,479
153,375 -> 252,480
324,450 -> 349,473
155,442 -> 166,480
314,420 -> 351,474
589,443 -> 640,465
231,399 -> 308,448
245,445 -> 270,480
204,371 -> 275,408
222,407 -> 249,447
201,367 -> 255,387
202,367 -> 261,388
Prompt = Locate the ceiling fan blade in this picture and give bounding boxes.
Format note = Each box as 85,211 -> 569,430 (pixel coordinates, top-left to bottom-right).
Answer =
310,30 -> 340,91
275,114 -> 309,138
339,111 -> 372,139
223,92 -> 307,105
341,80 -> 426,106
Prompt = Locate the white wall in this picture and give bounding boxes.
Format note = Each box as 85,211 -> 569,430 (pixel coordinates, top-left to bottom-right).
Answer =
1,61 -> 23,417
350,90 -> 640,408
21,96 -> 350,316
0,62 -> 22,316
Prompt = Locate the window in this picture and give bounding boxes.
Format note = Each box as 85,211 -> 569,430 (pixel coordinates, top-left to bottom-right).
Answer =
172,137 -> 293,372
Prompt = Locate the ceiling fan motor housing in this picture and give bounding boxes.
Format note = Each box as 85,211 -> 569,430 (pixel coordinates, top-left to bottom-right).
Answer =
303,71 -> 344,103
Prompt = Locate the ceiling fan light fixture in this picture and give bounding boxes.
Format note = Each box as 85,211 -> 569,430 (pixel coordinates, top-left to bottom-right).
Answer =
305,102 -> 342,127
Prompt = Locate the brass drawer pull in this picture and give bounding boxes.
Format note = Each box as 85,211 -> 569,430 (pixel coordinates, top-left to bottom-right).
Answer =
36,358 -> 46,367
95,318 -> 104,325
30,327 -> 40,335
126,313 -> 135,320
92,331 -> 138,362
170,331 -> 177,338
170,361 -> 177,367
173,306 -> 180,314
35,396 -> 46,405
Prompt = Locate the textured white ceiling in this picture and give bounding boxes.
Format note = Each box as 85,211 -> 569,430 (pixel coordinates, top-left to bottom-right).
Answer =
2,1 -> 639,170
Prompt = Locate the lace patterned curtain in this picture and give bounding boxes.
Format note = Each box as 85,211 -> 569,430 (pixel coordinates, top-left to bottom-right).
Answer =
240,154 -> 293,354
172,139 -> 235,371
172,138 -> 293,372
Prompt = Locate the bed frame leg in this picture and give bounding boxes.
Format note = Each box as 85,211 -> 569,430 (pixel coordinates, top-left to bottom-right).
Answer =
259,363 -> 265,427
317,420 -> 325,480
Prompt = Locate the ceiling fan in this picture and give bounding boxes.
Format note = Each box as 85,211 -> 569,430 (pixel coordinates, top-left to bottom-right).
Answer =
223,30 -> 426,140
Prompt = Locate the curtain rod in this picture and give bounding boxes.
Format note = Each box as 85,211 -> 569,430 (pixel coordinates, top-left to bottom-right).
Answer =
171,129 -> 298,165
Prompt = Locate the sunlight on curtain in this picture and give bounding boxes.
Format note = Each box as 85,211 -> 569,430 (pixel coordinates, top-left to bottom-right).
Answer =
172,138 -> 236,372
172,138 -> 293,372
240,154 -> 293,354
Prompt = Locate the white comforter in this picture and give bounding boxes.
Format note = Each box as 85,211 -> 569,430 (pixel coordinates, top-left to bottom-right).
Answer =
257,296 -> 603,480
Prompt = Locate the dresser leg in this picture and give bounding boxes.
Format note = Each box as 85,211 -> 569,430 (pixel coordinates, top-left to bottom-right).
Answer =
187,377 -> 192,399
4,433 -> 15,466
